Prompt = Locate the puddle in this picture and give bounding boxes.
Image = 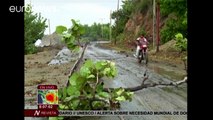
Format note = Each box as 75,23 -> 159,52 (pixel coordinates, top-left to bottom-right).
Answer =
148,64 -> 186,81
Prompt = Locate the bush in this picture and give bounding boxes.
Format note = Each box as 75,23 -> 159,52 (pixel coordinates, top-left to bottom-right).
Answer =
116,33 -> 125,42
137,27 -> 147,37
175,33 -> 187,52
25,4 -> 47,54
160,16 -> 186,44
25,44 -> 38,54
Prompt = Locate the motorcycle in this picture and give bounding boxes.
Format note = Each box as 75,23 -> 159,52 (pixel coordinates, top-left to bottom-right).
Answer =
138,44 -> 148,64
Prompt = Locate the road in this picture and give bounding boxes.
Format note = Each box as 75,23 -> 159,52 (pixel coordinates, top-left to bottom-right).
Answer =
81,42 -> 187,120
25,42 -> 187,120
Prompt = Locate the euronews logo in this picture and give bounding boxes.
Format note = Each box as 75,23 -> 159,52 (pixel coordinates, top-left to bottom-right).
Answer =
9,5 -> 32,13
9,5 -> 57,13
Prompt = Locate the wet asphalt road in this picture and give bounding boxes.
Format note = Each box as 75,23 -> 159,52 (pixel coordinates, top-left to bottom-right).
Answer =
82,42 -> 187,120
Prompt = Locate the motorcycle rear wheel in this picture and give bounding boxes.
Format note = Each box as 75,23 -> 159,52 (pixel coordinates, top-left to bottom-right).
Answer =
143,52 -> 148,65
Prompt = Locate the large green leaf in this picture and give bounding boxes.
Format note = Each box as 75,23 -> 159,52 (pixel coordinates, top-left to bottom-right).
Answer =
116,88 -> 125,96
87,74 -> 95,79
84,59 -> 94,68
69,73 -> 79,85
71,19 -> 77,26
103,68 -> 111,75
64,33 -> 71,38
56,26 -> 67,34
98,92 -> 110,98
95,61 -> 103,70
115,96 -> 126,101
67,86 -> 80,96
71,99 -> 80,110
110,67 -> 118,77
80,66 -> 91,77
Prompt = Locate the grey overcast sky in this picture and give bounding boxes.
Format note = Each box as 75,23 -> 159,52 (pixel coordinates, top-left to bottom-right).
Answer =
25,0 -> 122,35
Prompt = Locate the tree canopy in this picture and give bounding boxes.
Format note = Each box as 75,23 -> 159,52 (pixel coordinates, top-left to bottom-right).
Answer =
24,4 -> 47,54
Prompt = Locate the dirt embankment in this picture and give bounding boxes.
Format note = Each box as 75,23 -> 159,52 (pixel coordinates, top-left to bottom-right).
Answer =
25,47 -> 75,105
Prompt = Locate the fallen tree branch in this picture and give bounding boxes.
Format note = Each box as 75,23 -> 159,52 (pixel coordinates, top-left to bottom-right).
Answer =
66,42 -> 89,87
65,42 -> 187,93
104,76 -> 187,92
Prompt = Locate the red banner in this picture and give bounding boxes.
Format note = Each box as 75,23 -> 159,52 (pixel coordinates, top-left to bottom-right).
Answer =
38,105 -> 58,110
37,85 -> 57,89
24,109 -> 58,117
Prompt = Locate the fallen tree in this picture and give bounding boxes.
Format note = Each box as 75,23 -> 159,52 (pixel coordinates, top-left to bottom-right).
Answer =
65,42 -> 187,93
52,19 -> 187,120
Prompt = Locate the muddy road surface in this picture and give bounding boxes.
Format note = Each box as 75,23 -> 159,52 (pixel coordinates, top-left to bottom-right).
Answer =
82,42 -> 187,120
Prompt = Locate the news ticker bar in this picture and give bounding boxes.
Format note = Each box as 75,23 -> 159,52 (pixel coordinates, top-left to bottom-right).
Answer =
25,110 -> 187,117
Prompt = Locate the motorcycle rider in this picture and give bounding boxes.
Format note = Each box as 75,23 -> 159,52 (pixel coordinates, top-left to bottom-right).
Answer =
133,35 -> 148,58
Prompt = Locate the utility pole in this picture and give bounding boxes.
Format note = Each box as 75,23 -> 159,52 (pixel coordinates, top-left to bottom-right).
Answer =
156,0 -> 160,52
109,10 -> 112,42
48,19 -> 52,46
48,19 -> 51,35
153,0 -> 156,49
100,18 -> 104,39
114,0 -> 119,45
117,0 -> 120,10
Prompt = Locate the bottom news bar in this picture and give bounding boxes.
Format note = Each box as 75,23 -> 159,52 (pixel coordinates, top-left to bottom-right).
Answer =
25,110 -> 187,117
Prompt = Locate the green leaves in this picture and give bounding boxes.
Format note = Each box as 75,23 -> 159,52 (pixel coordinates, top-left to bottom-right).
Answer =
84,59 -> 94,68
69,73 -> 79,85
115,96 -> 126,101
55,19 -> 85,51
71,19 -> 85,37
24,4 -> 47,54
94,60 -> 117,78
175,33 -> 187,51
67,86 -> 80,96
56,26 -> 67,34
55,19 -> 133,111
98,92 -> 110,98
103,68 -> 111,75
160,0 -> 187,43
175,33 -> 183,40
80,66 -> 91,77
87,74 -> 95,79
111,88 -> 134,102
59,59 -> 132,110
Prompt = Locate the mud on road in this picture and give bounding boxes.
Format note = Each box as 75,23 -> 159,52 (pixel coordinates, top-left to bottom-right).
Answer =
84,43 -> 187,120
25,43 -> 187,120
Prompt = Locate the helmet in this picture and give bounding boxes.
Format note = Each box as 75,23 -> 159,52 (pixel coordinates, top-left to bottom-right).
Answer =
136,37 -> 140,41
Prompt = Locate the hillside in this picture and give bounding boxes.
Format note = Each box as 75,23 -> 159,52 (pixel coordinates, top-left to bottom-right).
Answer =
109,0 -> 187,68
114,0 -> 186,47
